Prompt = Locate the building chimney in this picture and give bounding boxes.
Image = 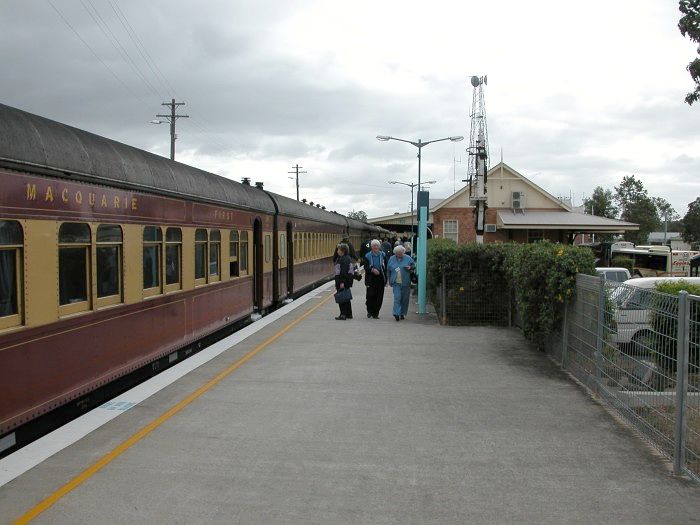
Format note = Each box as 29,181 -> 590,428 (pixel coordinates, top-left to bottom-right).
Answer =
241,177 -> 251,185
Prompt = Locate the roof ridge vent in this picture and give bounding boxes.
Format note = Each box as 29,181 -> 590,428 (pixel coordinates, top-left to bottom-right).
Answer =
255,181 -> 264,189
241,177 -> 251,185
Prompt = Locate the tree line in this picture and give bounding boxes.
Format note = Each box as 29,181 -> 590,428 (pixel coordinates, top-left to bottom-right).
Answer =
583,175 -> 700,247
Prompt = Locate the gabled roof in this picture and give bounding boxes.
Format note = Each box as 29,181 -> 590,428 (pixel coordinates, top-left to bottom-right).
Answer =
487,162 -> 571,211
430,183 -> 473,211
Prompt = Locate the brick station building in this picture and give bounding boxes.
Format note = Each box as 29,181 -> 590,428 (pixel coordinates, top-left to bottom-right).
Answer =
369,162 -> 638,244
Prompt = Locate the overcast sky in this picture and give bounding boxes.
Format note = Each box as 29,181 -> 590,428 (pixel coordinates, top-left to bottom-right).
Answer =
2,0 -> 698,218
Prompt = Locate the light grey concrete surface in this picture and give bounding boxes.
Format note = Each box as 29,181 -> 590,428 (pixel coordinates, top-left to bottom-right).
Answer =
2,287 -> 700,524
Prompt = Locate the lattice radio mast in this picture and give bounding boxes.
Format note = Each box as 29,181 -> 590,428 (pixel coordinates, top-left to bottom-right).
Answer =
465,75 -> 489,244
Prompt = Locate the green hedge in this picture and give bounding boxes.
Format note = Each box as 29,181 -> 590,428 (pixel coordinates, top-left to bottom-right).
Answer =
610,256 -> 634,272
650,281 -> 700,373
427,240 -> 596,346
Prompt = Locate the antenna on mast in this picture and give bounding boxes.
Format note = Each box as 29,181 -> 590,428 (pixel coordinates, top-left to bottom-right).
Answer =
464,75 -> 489,244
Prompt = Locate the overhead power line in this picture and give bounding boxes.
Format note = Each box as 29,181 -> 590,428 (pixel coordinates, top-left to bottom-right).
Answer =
46,0 -> 151,109
79,0 -> 162,100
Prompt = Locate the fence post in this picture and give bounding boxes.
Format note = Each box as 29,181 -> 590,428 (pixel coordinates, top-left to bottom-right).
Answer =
441,270 -> 447,325
561,299 -> 569,369
673,291 -> 690,476
594,276 -> 605,394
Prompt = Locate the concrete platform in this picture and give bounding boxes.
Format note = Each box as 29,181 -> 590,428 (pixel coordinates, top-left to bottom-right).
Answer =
1,284 -> 699,524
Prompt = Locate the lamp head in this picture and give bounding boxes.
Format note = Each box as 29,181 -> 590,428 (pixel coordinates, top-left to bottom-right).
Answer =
449,136 -> 464,142
150,119 -> 164,124
376,135 -> 391,141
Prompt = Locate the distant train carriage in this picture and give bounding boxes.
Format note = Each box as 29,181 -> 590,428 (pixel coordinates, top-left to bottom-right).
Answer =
0,103 -> 384,455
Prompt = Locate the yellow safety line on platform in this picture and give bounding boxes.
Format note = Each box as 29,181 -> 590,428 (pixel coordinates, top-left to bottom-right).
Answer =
12,292 -> 333,525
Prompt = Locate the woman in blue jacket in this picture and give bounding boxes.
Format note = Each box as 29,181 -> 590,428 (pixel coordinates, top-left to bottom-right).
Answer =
387,244 -> 414,321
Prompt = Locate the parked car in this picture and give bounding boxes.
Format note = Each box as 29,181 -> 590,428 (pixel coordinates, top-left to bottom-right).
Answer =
609,277 -> 700,351
595,267 -> 631,283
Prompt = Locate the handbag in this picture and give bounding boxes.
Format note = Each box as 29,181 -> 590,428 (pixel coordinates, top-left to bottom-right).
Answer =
334,288 -> 352,303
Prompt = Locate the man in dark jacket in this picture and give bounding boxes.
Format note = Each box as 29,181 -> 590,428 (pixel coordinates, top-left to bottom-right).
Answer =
342,235 -> 357,261
380,238 -> 393,269
362,239 -> 386,319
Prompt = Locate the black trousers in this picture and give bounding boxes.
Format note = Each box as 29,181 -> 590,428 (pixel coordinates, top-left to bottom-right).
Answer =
365,276 -> 385,317
336,283 -> 353,318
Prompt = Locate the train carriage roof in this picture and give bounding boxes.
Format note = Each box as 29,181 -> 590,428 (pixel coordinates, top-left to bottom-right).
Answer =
0,103 -> 383,230
0,103 -> 276,213
265,191 -> 347,227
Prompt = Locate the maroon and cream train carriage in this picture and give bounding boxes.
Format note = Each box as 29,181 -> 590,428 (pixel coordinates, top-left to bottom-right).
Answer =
0,103 -> 381,455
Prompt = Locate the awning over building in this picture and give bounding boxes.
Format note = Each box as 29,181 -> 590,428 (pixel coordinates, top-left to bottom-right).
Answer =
497,210 -> 638,232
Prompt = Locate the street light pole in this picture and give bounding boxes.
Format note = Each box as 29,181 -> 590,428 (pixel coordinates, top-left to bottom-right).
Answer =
389,180 -> 435,239
378,134 -> 463,316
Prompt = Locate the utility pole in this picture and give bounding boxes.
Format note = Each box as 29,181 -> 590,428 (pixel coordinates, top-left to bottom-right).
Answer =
156,99 -> 189,161
287,164 -> 306,201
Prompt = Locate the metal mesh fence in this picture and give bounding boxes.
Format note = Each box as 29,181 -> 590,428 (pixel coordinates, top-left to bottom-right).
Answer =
559,274 -> 700,480
433,267 -> 510,326
687,296 -> 700,478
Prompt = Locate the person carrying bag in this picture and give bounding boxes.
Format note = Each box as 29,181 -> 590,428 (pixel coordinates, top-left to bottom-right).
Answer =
333,243 -> 354,320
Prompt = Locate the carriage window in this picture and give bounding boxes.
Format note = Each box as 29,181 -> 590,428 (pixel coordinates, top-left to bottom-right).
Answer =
0,220 -> 23,323
240,231 -> 249,273
280,233 -> 286,260
143,226 -> 162,292
165,228 -> 182,288
229,230 -> 239,278
195,228 -> 207,280
59,222 -> 91,307
209,230 -> 221,279
264,234 -> 271,263
96,225 -> 122,300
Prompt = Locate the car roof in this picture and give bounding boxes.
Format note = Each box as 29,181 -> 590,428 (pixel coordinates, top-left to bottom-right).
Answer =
622,277 -> 700,288
596,267 -> 630,272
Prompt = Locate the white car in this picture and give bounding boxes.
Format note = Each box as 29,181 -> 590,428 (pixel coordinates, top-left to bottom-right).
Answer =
596,267 -> 631,283
610,277 -> 700,349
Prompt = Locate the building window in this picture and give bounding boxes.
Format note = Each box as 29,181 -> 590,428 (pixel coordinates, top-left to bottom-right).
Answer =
209,230 -> 221,280
96,224 -> 122,304
443,220 -> 459,243
143,226 -> 163,294
527,229 -> 544,243
0,220 -> 23,328
264,234 -> 271,263
165,228 -> 182,289
59,222 -> 91,311
229,230 -> 239,278
239,231 -> 249,274
194,228 -> 207,282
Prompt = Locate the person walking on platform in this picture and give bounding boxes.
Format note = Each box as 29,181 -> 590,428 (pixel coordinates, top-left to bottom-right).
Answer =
387,244 -> 414,321
341,235 -> 357,262
334,243 -> 354,320
362,239 -> 386,319
380,238 -> 393,270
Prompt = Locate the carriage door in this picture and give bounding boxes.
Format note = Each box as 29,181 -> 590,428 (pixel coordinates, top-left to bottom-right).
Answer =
253,219 -> 264,312
286,222 -> 294,295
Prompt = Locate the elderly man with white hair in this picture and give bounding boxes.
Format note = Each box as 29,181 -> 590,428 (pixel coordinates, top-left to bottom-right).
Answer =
362,239 -> 386,319
387,244 -> 415,321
